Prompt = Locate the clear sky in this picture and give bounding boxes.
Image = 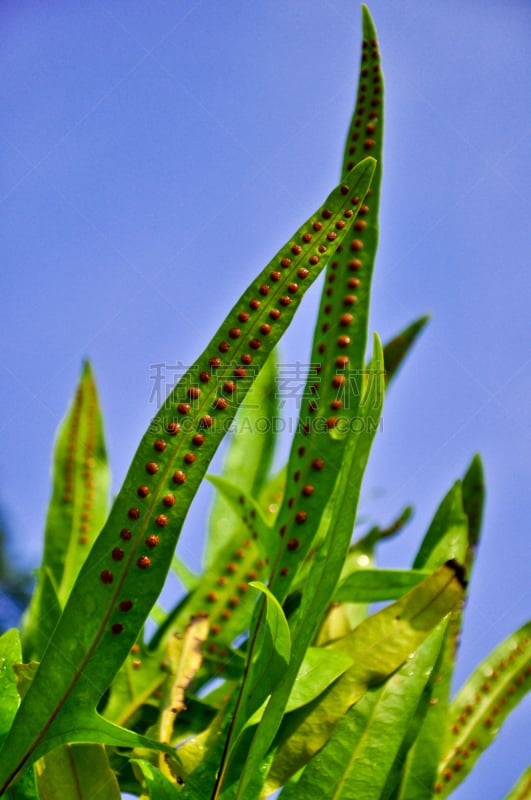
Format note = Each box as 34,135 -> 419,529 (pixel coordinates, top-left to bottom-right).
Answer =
1,1 -> 530,797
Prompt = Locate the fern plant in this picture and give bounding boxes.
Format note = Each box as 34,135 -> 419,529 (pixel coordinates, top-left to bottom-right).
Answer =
0,7 -> 528,800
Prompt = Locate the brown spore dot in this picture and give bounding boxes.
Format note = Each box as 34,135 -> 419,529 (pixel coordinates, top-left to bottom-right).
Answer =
340,313 -> 354,327
317,343 -> 326,354
173,470 -> 186,485
128,508 -> 140,520
355,220 -> 367,231
234,549 -> 244,559
226,563 -> 237,574
144,535 -> 159,549
100,570 -> 114,584
313,220 -> 323,231
364,138 -> 376,150
326,417 -> 339,429
309,255 -> 320,265
209,356 -> 221,368
154,439 -> 166,452
218,341 -> 230,353
322,209 -> 332,219
269,308 -> 281,320
221,610 -> 232,620
279,524 -> 287,537
295,511 -> 308,524
287,497 -> 294,509
199,371 -> 211,383
206,591 -> 217,603
223,381 -> 236,394
233,366 -> 247,378
260,323 -> 272,335
200,415 -> 213,428
349,259 -> 362,271
184,452 -> 196,464
279,295 -> 292,306
249,298 -> 261,310
297,267 -> 309,279
137,485 -> 150,498
351,240 -> 363,252
210,624 -> 221,636
318,244 -> 327,253
131,644 -> 141,654
229,596 -> 240,607
334,372 -> 346,386
241,353 -> 253,365
249,338 -> 262,350
238,311 -> 250,323
119,600 -> 133,612
366,123 -> 376,134
293,470 -> 300,482
177,402 -> 191,414
443,770 -> 453,783
167,421 -> 180,435
337,335 -> 351,348
335,220 -> 346,230
298,445 -> 306,457
155,514 -> 168,528
287,538 -> 299,551
348,277 -> 360,289
112,547 -> 125,562
270,270 -> 281,282
137,556 -> 151,569
327,231 -> 337,242
78,535 -> 90,545
229,327 -> 241,339
336,355 -> 349,368
312,458 -> 325,470
188,386 -> 201,400
213,397 -> 228,410
238,582 -> 249,593
217,576 -> 228,586
259,284 -> 270,296
120,528 -> 132,541
132,659 -> 142,669
281,257 -> 292,268
111,623 -> 124,635
146,461 -> 159,474
192,433 -> 205,447
343,295 -> 357,309
291,244 -> 302,255
280,567 -> 289,576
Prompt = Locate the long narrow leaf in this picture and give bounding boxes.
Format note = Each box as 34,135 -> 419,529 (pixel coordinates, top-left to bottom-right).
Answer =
436,621 -> 531,797
0,158 -> 376,795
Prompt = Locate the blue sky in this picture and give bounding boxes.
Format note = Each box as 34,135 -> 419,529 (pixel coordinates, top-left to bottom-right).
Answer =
1,1 -> 530,797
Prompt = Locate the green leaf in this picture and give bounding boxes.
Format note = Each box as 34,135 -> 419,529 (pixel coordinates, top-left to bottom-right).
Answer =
21,361 -> 110,660
505,766 -> 531,800
205,349 -> 279,568
333,568 -> 431,603
263,561 -> 466,794
382,316 -> 429,387
207,476 -> 275,562
461,453 -> 485,571
286,648 -> 353,714
413,482 -> 468,571
243,582 -> 291,721
0,157 -> 375,795
34,745 -> 121,800
229,334 -> 386,800
132,759 -> 181,798
393,480 -> 468,800
278,630 -> 442,800
436,621 -> 531,797
0,630 -> 22,750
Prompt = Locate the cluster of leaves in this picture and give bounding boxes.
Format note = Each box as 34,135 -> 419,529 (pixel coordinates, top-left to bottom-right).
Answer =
0,7 -> 529,800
